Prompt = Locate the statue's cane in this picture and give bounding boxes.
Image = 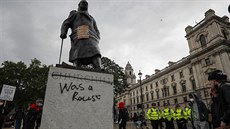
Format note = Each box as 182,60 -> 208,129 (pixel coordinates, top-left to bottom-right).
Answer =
59,39 -> 64,64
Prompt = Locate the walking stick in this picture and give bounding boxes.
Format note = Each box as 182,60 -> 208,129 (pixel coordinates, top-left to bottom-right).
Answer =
59,39 -> 64,64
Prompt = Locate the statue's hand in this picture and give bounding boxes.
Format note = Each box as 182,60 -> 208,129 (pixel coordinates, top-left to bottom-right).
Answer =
60,34 -> 67,39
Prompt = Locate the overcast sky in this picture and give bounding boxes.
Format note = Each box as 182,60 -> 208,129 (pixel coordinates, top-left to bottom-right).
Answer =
0,0 -> 229,76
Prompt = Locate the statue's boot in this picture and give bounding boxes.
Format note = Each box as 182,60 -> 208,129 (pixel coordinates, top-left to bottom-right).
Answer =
73,60 -> 82,68
92,56 -> 102,70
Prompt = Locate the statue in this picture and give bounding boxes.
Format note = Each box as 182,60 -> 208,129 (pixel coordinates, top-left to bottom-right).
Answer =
60,0 -> 102,70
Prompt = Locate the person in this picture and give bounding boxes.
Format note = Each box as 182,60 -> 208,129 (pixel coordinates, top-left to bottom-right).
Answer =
35,99 -> 43,129
173,104 -> 187,129
60,0 -> 102,70
162,103 -> 175,129
208,70 -> 230,128
189,93 -> 209,129
118,102 -> 128,129
14,106 -> 24,129
183,103 -> 192,129
133,113 -> 141,128
24,104 -> 38,129
146,103 -> 161,129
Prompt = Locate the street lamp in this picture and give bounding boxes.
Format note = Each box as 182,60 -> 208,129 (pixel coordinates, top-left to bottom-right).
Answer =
138,70 -> 144,116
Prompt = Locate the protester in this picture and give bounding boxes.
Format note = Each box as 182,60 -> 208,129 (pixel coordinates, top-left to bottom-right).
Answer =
23,104 -> 38,129
118,102 -> 128,129
189,93 -> 209,129
208,70 -> 230,128
14,106 -> 24,129
35,99 -> 43,129
133,113 -> 141,128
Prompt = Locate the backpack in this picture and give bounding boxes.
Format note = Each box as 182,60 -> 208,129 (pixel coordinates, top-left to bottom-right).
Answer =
123,108 -> 129,121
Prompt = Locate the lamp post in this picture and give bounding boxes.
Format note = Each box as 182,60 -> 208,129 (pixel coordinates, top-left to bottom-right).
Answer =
138,70 -> 144,116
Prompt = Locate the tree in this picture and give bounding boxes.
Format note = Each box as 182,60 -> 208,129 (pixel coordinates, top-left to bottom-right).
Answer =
101,57 -> 128,95
0,58 -> 50,108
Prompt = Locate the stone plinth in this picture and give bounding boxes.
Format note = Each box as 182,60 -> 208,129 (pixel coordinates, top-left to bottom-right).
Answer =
40,67 -> 114,129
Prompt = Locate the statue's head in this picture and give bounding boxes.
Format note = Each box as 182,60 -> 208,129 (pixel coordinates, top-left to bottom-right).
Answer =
78,0 -> 88,11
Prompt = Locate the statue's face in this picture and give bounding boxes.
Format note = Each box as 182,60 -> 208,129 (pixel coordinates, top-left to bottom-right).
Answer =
79,1 -> 88,11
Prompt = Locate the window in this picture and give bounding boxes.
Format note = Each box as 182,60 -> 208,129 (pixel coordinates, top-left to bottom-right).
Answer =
171,74 -> 175,81
130,99 -> 132,105
179,71 -> 184,78
183,96 -> 187,102
155,82 -> 158,87
191,79 -> 196,90
189,67 -> 193,74
146,86 -> 148,91
129,71 -> 132,75
146,94 -> 149,101
200,34 -> 207,47
167,100 -> 170,104
174,98 -> 178,104
162,86 -> 169,97
182,83 -> 187,93
156,90 -> 159,99
151,92 -> 154,100
147,104 -> 149,108
205,58 -> 211,65
157,102 -> 160,106
161,88 -> 165,97
137,97 -> 139,103
173,86 -> 177,95
133,98 -> 135,104
150,84 -> 153,89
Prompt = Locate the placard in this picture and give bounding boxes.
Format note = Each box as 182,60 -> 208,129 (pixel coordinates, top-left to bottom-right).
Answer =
0,84 -> 16,101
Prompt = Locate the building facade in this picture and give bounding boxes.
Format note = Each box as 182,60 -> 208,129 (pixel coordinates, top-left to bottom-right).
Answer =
116,9 -> 230,118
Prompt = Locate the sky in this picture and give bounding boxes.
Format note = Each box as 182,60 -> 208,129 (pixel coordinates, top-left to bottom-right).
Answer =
0,0 -> 229,77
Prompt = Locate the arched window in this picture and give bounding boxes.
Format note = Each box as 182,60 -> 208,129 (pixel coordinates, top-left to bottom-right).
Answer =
222,30 -> 228,39
199,34 -> 207,47
173,86 -> 177,95
181,83 -> 187,93
150,91 -> 154,100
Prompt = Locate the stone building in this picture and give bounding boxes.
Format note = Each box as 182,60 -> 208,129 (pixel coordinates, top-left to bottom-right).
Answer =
115,9 -> 230,118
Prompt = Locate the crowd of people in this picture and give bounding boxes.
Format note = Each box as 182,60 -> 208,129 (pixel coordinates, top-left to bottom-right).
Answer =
13,99 -> 43,129
117,69 -> 230,129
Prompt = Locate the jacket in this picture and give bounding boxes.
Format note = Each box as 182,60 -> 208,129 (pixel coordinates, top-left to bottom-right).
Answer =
213,82 -> 230,123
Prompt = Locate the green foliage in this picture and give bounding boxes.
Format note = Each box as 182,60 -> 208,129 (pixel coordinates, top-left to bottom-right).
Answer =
0,58 -> 50,108
101,57 -> 128,95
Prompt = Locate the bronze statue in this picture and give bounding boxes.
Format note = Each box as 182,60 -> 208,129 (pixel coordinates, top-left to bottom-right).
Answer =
60,0 -> 102,70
